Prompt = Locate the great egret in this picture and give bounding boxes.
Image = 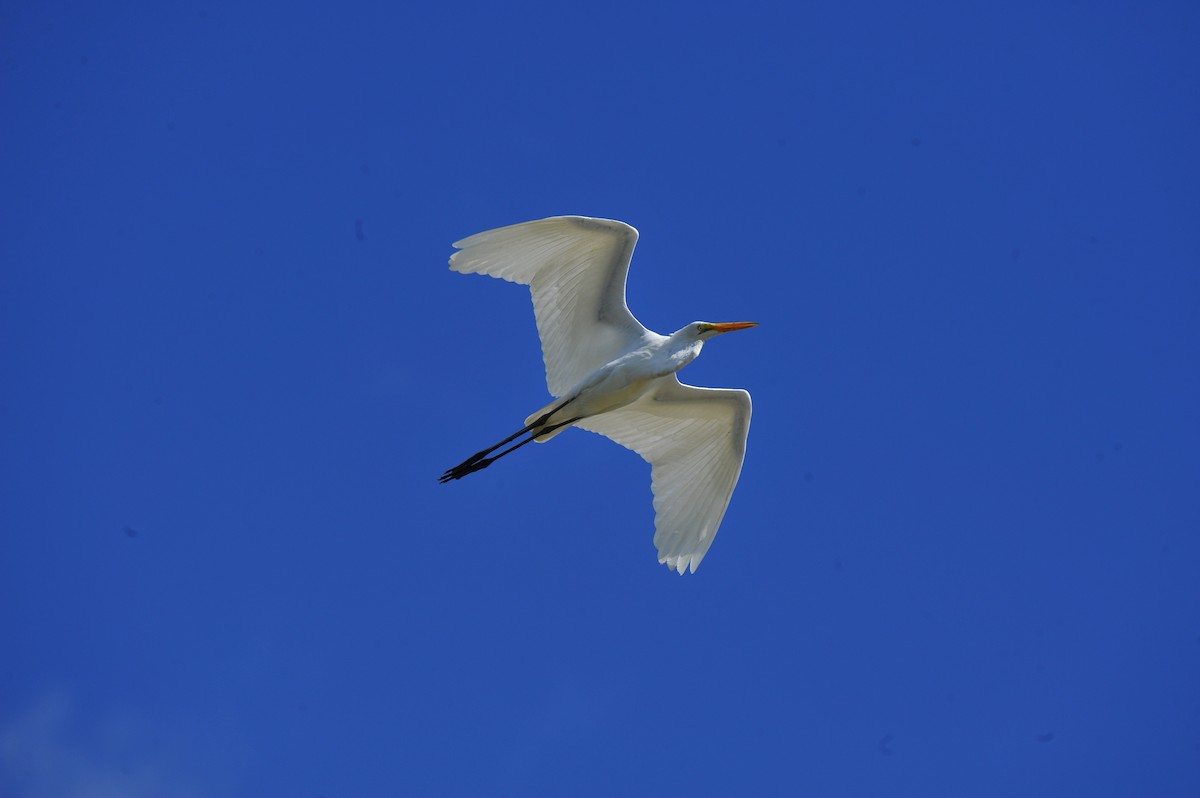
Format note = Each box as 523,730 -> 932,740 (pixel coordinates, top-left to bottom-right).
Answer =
440,216 -> 756,574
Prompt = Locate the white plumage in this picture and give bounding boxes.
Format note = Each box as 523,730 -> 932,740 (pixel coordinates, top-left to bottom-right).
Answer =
442,216 -> 755,574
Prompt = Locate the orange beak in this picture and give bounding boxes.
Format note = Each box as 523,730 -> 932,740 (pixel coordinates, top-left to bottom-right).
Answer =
710,321 -> 758,334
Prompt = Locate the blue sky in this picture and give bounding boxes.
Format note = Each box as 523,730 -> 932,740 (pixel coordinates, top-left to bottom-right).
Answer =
2,1 -> 1198,796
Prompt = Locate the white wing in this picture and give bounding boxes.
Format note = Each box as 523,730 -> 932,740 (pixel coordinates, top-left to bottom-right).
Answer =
576,376 -> 752,574
449,216 -> 650,397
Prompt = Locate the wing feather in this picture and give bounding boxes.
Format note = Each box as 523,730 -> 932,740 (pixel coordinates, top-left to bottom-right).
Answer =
450,216 -> 649,397
576,376 -> 752,573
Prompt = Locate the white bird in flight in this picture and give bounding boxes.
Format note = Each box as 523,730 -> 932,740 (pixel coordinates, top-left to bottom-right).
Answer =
440,216 -> 757,574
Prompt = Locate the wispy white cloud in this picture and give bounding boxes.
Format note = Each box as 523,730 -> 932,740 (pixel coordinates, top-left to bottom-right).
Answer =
0,691 -> 210,798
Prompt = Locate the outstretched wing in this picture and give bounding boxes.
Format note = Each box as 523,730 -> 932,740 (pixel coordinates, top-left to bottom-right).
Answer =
449,216 -> 650,397
576,376 -> 752,574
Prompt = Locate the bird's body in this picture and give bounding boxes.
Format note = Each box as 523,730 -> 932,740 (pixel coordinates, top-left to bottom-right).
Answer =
441,216 -> 756,574
523,325 -> 700,440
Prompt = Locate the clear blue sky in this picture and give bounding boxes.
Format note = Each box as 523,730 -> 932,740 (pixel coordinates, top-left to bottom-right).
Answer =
3,2 -> 1198,796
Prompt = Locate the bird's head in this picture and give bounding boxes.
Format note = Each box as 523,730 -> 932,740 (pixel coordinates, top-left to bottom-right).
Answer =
691,321 -> 759,341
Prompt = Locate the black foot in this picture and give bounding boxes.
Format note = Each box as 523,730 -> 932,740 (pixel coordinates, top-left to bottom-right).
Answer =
438,455 -> 495,483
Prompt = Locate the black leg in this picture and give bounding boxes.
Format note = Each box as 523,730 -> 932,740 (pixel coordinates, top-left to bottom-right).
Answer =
439,415 -> 583,483
445,397 -> 574,471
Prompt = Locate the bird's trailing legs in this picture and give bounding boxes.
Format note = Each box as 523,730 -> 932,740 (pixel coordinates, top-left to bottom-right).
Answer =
439,398 -> 576,483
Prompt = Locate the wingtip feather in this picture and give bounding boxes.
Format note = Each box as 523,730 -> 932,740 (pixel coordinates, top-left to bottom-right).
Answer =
660,554 -> 700,575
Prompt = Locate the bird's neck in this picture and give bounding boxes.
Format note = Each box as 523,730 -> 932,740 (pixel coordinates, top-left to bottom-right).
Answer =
666,336 -> 704,372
